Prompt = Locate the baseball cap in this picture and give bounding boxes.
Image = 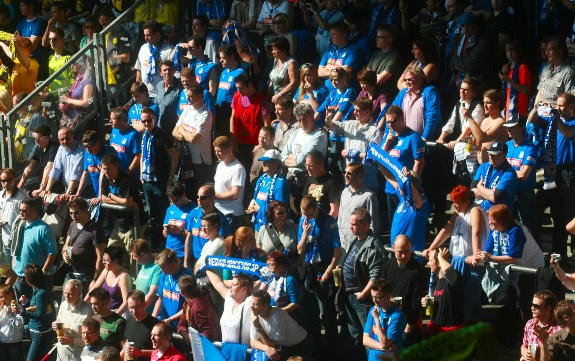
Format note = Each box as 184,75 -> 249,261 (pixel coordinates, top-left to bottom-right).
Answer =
459,12 -> 476,26
503,113 -> 527,128
486,142 -> 508,155
259,149 -> 282,162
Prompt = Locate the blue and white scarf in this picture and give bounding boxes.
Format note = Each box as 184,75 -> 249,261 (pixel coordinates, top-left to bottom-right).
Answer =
503,61 -> 520,119
141,129 -> 156,182
145,43 -> 160,83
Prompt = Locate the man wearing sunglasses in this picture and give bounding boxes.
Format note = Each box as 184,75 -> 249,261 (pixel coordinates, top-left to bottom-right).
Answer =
0,168 -> 28,264
519,290 -> 560,361
19,124 -> 58,193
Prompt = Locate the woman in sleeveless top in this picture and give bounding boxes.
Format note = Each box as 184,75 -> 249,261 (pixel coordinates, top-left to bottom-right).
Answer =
268,37 -> 299,104
85,246 -> 131,315
463,89 -> 508,164
424,185 -> 488,263
397,36 -> 440,89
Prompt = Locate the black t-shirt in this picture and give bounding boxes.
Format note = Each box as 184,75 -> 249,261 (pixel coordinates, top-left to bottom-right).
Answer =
381,257 -> 427,325
101,171 -> 149,231
31,140 -> 59,167
303,172 -> 341,215
143,127 -> 174,184
68,220 -> 106,279
430,268 -> 465,327
125,315 -> 158,361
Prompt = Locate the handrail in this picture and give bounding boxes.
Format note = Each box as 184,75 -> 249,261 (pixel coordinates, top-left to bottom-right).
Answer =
171,333 -> 253,355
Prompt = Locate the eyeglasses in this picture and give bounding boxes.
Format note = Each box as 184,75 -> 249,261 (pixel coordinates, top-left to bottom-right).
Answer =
0,178 -> 13,183
197,195 -> 210,200
141,119 -> 153,124
459,87 -> 471,92
532,303 -> 543,309
404,77 -> 416,83
300,63 -> 313,70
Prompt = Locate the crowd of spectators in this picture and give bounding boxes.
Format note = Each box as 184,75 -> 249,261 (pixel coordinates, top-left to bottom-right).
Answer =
3,0 -> 575,361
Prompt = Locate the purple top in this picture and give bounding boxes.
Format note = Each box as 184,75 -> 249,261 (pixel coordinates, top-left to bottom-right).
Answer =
101,270 -> 123,311
66,74 -> 92,119
357,89 -> 387,122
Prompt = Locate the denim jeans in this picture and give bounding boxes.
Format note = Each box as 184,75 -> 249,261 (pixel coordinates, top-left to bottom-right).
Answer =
302,277 -> 338,360
142,181 -> 169,249
27,330 -> 55,361
343,291 -> 368,359
0,341 -> 24,361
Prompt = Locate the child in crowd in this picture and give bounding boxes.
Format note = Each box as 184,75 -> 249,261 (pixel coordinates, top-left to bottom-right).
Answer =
0,285 -> 24,360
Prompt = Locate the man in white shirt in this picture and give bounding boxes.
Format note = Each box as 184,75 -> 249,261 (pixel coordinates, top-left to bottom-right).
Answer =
213,136 -> 246,233
0,169 -> 28,263
135,20 -> 174,98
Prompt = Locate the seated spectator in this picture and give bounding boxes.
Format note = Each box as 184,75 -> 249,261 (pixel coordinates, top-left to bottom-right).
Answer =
41,2 -> 81,54
53,279 -> 93,360
177,275 -> 220,350
0,285 -> 24,360
128,82 -> 160,133
88,287 -> 126,351
399,0 -> 447,42
435,76 -> 485,186
59,57 -> 93,128
293,63 -> 329,113
163,183 -> 196,264
422,248 -> 465,337
318,22 -> 364,92
271,13 -> 297,60
263,251 -> 301,313
477,204 -> 544,268
222,227 -> 266,285
356,69 -> 387,124
471,142 -> 518,212
86,246 -> 132,316
249,126 -> 277,188
80,318 -> 113,360
397,36 -> 440,89
367,25 -> 402,102
381,235 -> 427,346
465,89 -> 507,164
152,249 -> 193,327
130,239 -> 161,314
363,278 -> 407,358
273,94 -> 297,151
193,213 -> 226,283
519,290 -> 560,361
135,20 -> 174,99
315,67 -> 355,127
248,149 -> 291,232
229,0 -> 258,30
150,322 -> 186,361
41,127 -> 84,197
268,36 -> 298,104
12,93 -> 47,164
206,273 -> 253,346
500,39 -> 532,120
250,290 -> 312,360
538,300 -> 575,361
424,185 -> 488,264
76,130 -> 117,201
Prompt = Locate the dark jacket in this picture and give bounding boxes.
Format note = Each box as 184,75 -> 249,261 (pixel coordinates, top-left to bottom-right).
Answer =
344,231 -> 387,292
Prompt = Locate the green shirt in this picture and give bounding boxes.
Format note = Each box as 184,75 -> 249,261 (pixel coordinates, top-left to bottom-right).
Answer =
135,262 -> 161,314
99,313 -> 126,351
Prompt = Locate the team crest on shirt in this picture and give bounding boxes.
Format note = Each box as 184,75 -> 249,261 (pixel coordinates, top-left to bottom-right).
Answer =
122,139 -> 127,144
397,140 -> 403,146
519,151 -> 524,158
198,68 -> 203,74
389,149 -> 400,157
228,76 -> 233,82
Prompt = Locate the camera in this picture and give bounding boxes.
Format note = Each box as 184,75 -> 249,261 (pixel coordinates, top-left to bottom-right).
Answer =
551,253 -> 561,262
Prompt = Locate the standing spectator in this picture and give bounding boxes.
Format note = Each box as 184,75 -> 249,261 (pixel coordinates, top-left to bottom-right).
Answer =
100,154 -> 148,273
0,285 -> 24,360
363,278 -> 407,359
293,63 -> 329,113
88,288 -> 126,351
397,37 -> 440,89
191,15 -> 220,64
213,136 -> 246,232
367,25 -> 402,101
250,290 -> 312,360
368,0 -> 401,40
500,39 -> 532,120
0,169 -> 28,263
176,67 -> 215,118
79,318 -> 113,360
130,239 -> 161,314
337,164 -> 380,249
303,150 -> 341,218
41,2 -> 80,53
154,60 -> 182,136
538,300 -> 575,361
229,0 -> 258,30
140,107 -> 178,248
216,45 -> 246,136
76,130 -> 117,201
41,127 -> 84,197
86,246 -> 132,316
19,264 -> 55,361
176,275 -> 221,351
471,142 -> 518,212
172,83 -> 213,194
152,249 -> 193,327
184,34 -> 218,96
256,201 -> 299,268
263,251 -> 300,312
504,114 -> 540,242
11,93 -> 46,165
53,279 -> 93,360
519,290 -> 560,361
422,248 -> 465,337
150,322 -> 186,361
272,94 -> 297,151
318,22 -> 363,92
128,82 -> 160,133
271,13 -> 297,59
109,107 -> 141,174
196,0 -> 227,27
268,37 -> 298,103
18,124 -> 57,194
247,149 -> 291,232
46,28 -> 73,92
184,184 -> 231,264
399,0 -> 447,41
9,34 -> 39,96
135,20 -> 174,98
62,197 -> 106,292
356,69 -> 388,124
13,198 -> 57,302
341,209 -> 387,359
248,126 -> 276,189
257,0 -> 293,49
230,74 -> 272,171
381,235 -> 427,346
297,195 -> 341,360
123,290 -> 158,361
16,0 -> 47,80
221,227 -> 266,284
163,183 -> 196,264
305,0 -> 343,55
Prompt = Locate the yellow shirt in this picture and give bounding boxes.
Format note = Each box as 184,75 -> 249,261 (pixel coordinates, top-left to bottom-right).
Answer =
156,0 -> 180,26
135,0 -> 158,22
11,58 -> 39,96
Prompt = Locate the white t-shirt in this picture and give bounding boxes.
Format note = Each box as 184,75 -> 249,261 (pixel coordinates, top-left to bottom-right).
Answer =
257,0 -> 293,26
196,236 -> 225,269
214,159 -> 246,216
250,307 -> 307,347
134,42 -> 174,97
176,105 -> 213,164
221,293 -> 252,345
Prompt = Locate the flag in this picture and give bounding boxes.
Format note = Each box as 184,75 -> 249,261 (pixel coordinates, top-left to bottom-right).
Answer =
189,327 -> 226,361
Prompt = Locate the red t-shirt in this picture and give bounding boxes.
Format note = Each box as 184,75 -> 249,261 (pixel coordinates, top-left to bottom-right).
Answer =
231,91 -> 270,145
505,63 -> 532,119
151,345 -> 187,361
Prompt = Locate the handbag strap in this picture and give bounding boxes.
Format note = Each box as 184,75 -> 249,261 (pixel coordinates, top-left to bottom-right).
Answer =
265,225 -> 285,252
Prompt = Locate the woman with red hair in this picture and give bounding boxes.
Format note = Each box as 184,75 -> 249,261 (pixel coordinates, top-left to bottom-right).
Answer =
423,185 -> 488,265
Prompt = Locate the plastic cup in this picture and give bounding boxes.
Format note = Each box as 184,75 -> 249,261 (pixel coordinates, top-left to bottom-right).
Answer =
332,268 -> 342,287
392,297 -> 403,309
125,341 -> 134,361
529,343 -> 537,361
56,322 -> 64,338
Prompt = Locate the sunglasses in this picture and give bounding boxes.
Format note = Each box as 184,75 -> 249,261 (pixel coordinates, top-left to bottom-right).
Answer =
197,195 -> 210,200
141,119 -> 153,124
0,178 -> 13,183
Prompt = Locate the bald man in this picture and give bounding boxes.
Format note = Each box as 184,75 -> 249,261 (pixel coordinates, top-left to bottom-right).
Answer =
381,235 -> 427,347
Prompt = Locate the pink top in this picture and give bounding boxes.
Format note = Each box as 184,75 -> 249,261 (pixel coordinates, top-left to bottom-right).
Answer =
401,90 -> 425,136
